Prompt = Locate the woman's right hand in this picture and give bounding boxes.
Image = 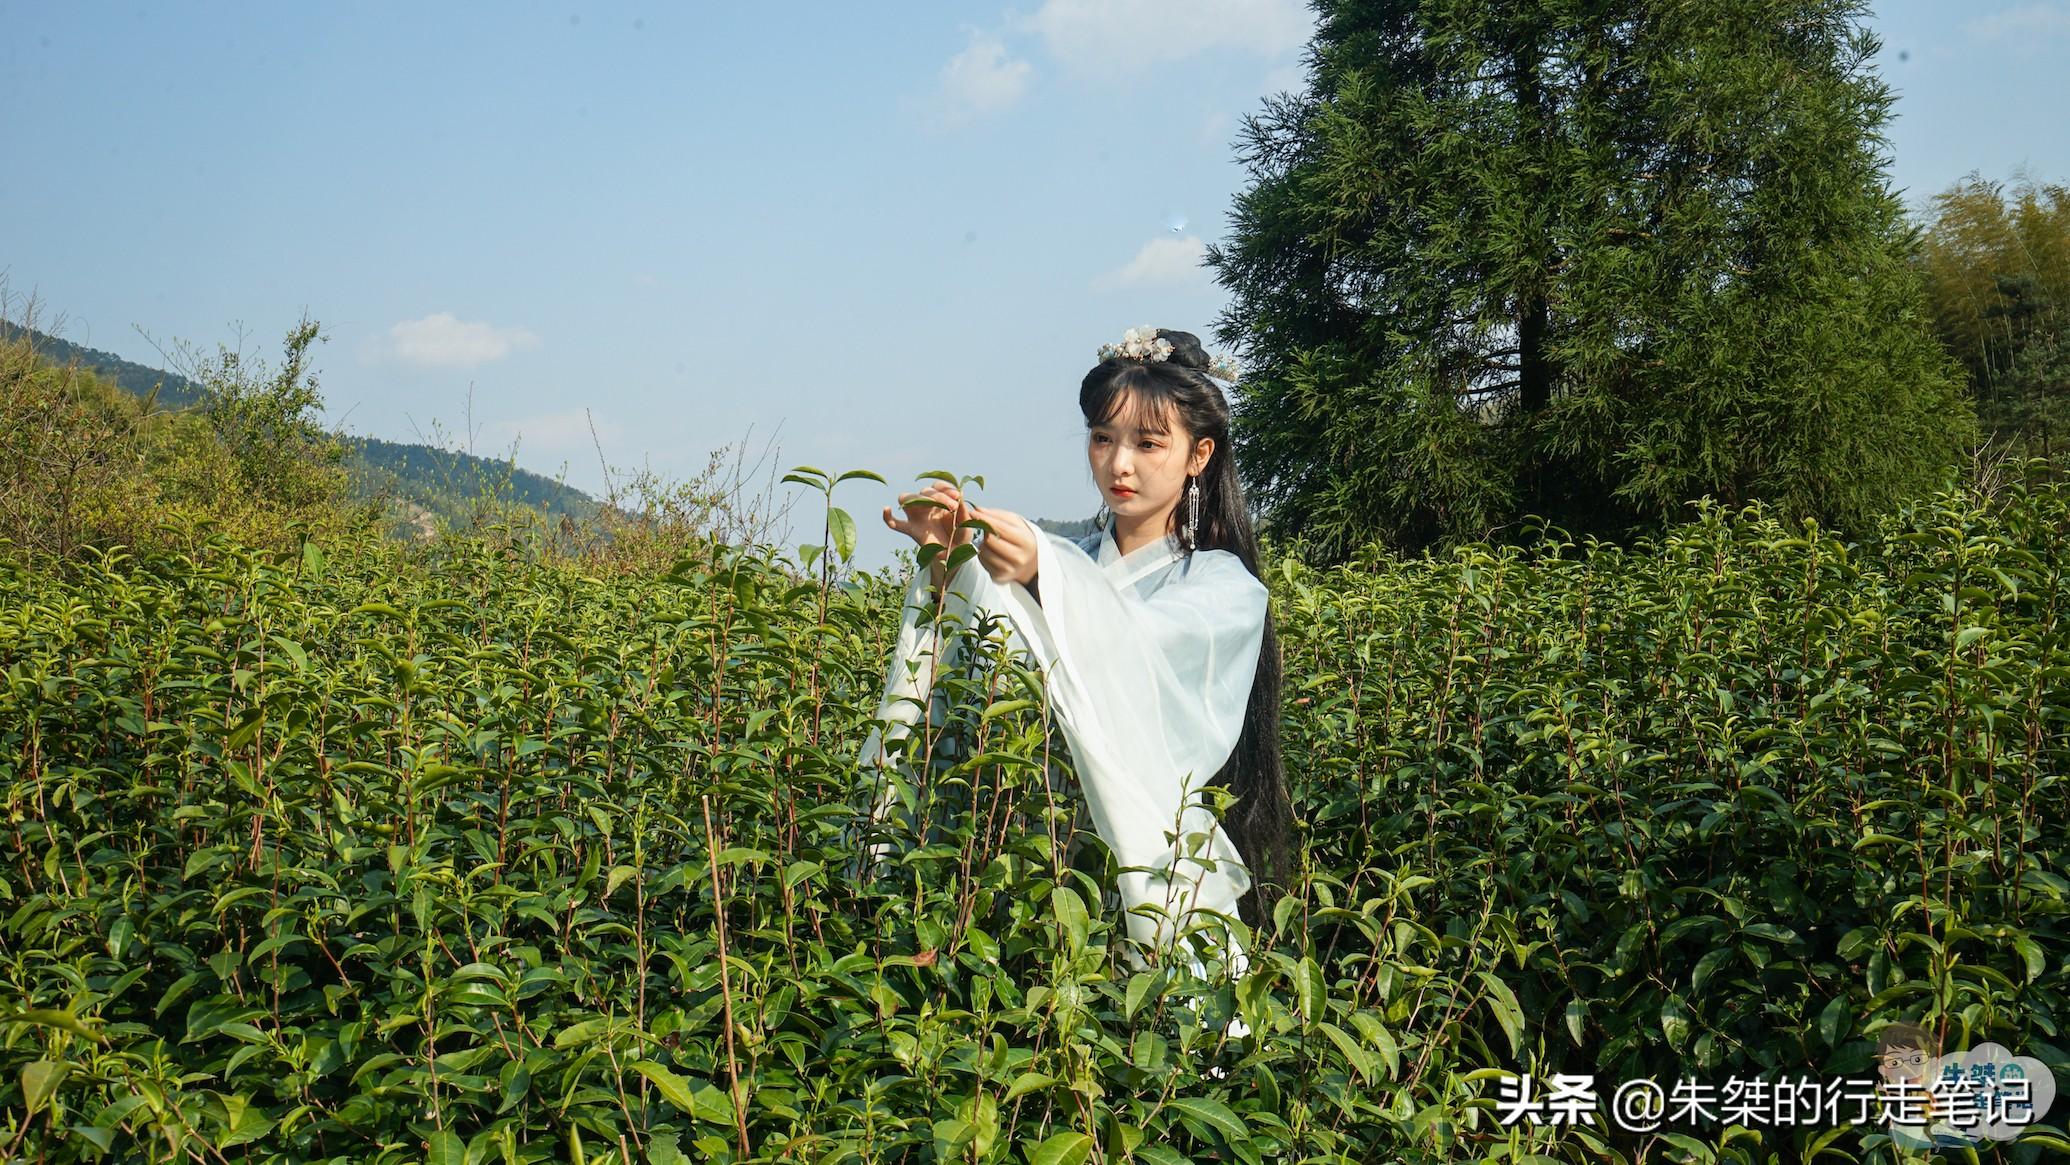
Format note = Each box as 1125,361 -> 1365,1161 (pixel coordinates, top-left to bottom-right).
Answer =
884,482 -> 972,552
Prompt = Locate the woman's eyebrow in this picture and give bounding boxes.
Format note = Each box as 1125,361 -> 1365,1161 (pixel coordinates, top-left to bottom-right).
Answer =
1092,421 -> 1170,436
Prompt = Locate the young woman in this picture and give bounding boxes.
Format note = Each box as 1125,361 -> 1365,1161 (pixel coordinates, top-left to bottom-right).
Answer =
857,326 -> 1294,984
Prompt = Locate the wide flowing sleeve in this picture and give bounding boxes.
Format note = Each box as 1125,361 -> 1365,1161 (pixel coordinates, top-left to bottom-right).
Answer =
849,565 -> 963,872
849,552 -> 1045,873
851,520 -> 1268,973
989,520 -> 1268,970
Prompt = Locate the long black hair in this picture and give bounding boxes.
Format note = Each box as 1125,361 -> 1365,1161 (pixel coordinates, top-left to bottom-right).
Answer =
1079,328 -> 1294,931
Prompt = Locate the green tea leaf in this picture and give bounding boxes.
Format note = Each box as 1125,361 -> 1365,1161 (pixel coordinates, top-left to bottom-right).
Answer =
1168,1096 -> 1246,1144
1051,886 -> 1089,951
1026,1130 -> 1094,1165
1124,971 -> 1157,1020
828,507 -> 857,563
20,1060 -> 65,1114
632,1060 -> 700,1115
1002,1071 -> 1055,1103
1296,956 -> 1327,1023
1475,971 -> 1523,1057
1318,1021 -> 1378,1084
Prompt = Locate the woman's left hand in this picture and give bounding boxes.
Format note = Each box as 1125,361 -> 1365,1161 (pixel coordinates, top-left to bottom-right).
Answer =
968,504 -> 1038,588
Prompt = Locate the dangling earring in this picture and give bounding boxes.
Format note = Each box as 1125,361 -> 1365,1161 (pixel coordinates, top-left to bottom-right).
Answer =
1095,500 -> 1111,531
1185,476 -> 1201,545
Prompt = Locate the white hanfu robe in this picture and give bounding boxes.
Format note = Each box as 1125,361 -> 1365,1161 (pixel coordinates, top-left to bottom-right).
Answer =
853,514 -> 1269,978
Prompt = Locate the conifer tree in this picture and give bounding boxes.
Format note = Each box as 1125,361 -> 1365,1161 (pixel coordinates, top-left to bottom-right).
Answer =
1210,0 -> 1975,562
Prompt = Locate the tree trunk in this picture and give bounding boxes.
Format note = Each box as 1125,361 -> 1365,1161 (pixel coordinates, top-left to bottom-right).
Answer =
1514,29 -> 1554,419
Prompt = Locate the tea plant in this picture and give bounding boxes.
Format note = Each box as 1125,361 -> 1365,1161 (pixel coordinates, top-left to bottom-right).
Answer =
1,461 -> 2067,1163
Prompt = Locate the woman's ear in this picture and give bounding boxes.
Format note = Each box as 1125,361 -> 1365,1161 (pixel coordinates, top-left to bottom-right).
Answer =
1191,436 -> 1215,475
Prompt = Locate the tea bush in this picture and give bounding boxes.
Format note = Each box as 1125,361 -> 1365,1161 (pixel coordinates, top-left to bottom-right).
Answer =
2,462 -> 2067,1163
0,323 -> 374,569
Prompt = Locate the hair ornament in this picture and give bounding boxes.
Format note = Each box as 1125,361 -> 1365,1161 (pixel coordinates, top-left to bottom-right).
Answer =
1097,325 -> 1174,363
1095,325 -> 1244,385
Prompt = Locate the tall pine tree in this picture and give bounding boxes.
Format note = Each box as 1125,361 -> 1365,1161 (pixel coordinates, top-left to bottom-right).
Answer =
1210,0 -> 1975,563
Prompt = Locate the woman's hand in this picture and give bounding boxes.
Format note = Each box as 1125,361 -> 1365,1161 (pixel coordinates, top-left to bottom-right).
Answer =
969,503 -> 1039,589
884,482 -> 972,552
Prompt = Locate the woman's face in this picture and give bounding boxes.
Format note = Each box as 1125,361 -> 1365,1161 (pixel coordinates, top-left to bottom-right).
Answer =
1088,391 -> 1212,531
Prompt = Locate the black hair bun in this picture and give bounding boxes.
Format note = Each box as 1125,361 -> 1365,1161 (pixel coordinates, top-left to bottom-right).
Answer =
1153,328 -> 1211,371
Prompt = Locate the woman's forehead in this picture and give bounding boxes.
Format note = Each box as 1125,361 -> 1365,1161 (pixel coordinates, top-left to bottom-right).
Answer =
1094,391 -> 1175,434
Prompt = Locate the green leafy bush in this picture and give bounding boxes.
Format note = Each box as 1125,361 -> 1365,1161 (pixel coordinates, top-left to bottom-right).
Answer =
0,318 -> 376,569
1,462 -> 2067,1163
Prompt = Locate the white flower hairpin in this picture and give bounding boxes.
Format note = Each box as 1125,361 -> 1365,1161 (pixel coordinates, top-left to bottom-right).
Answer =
1096,325 -> 1243,384
1097,326 -> 1173,363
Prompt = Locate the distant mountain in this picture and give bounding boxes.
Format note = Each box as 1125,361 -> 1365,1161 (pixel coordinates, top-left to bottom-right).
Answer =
3,321 -> 599,537
343,429 -> 602,538
1,324 -> 208,409
6,320 -> 1115,547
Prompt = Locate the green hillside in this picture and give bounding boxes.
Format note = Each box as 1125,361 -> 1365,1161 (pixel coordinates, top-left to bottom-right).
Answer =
0,320 -> 601,539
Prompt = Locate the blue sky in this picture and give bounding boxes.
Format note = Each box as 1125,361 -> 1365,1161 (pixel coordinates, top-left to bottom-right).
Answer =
3,1 -> 2064,574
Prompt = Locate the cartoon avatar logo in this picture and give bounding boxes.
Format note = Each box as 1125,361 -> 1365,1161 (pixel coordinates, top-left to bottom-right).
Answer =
1875,1022 -> 1961,1150
1875,1021 -> 2058,1148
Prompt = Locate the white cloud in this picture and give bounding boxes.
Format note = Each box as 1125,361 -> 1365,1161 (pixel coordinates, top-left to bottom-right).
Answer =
927,0 -> 1312,126
374,313 -> 540,369
1013,0 -> 1313,74
934,28 -> 1034,126
1093,234 -> 1213,291
1966,2 -> 2070,41
486,409 -> 619,462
